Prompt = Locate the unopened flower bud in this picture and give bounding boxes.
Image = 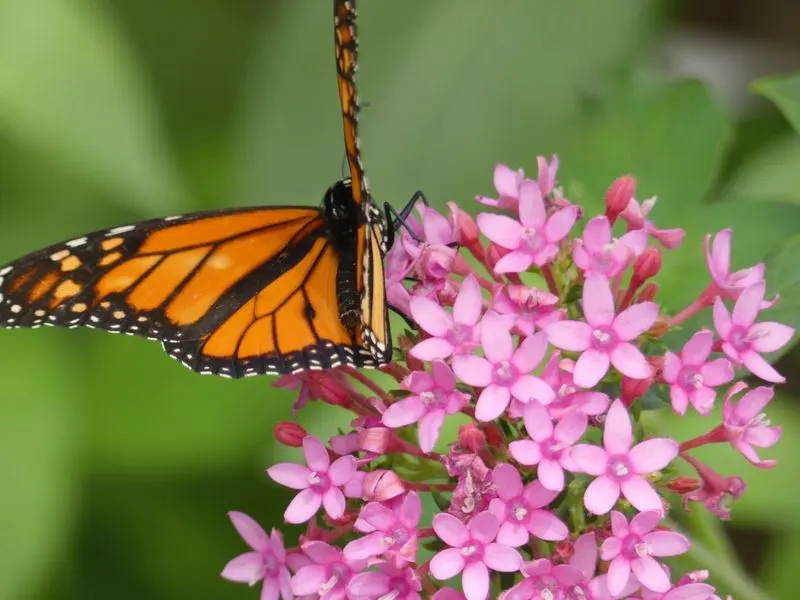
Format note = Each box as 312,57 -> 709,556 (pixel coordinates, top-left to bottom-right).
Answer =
605,175 -> 636,224
667,476 -> 702,494
621,375 -> 652,405
633,247 -> 662,283
484,423 -> 504,447
458,423 -> 486,452
362,469 -> 405,502
273,421 -> 307,447
359,427 -> 393,453
638,282 -> 659,302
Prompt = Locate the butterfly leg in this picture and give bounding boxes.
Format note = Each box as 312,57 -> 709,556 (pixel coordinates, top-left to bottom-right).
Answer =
383,190 -> 429,249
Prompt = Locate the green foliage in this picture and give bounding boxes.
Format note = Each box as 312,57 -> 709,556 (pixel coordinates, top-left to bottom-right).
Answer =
0,1 -> 799,599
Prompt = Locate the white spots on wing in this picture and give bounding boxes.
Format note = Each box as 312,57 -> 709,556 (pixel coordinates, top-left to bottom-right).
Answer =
10,304 -> 21,314
0,266 -> 12,276
163,215 -> 182,222
107,225 -> 135,235
50,249 -> 71,261
66,237 -> 88,248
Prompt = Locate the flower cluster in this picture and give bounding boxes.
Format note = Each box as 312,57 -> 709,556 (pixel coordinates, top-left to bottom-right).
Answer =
221,156 -> 792,599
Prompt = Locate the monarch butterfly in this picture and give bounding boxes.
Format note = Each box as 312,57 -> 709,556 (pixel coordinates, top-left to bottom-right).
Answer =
0,0 -> 412,378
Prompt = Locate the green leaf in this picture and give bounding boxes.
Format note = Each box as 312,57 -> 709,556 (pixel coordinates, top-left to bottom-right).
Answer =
0,335 -> 81,600
234,0 -> 660,210
0,0 -> 187,214
752,72 -> 800,137
761,233 -> 800,346
559,79 -> 732,219
717,134 -> 800,205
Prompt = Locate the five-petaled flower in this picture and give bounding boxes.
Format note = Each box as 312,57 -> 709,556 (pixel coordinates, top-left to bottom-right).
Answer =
722,383 -> 782,468
572,215 -> 648,277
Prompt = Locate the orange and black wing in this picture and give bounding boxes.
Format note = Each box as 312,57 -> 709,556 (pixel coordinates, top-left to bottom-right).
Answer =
334,0 -> 392,364
0,207 -> 378,377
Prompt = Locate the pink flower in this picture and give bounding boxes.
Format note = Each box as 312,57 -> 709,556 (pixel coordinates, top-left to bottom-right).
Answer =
601,511 -> 690,596
662,330 -> 734,416
488,464 -> 568,546
221,512 -> 292,600
290,541 -> 366,598
537,353 -> 610,419
347,562 -> 421,600
705,229 -> 772,304
490,284 -> 564,337
477,180 -> 580,272
475,164 -> 527,211
446,452 -> 495,521
723,383 -> 781,467
621,197 -> 685,249
344,492 -> 421,563
572,216 -> 648,277
571,400 -> 679,515
501,558 -> 584,600
383,361 -> 469,452
546,274 -> 658,388
636,582 -> 720,600
267,435 -> 357,524
453,319 -> 555,421
409,274 -> 486,361
508,400 -> 587,491
430,511 -> 522,600
713,282 -> 794,383
536,154 -> 560,197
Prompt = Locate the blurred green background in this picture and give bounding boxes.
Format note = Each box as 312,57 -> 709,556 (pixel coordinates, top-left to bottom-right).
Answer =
1,0 -> 800,598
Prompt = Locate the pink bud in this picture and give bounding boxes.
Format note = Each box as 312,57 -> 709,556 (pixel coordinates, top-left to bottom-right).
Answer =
605,175 -> 636,224
667,476 -> 701,494
621,375 -> 652,405
484,423 -> 504,447
362,469 -> 405,502
486,243 -> 509,272
448,201 -> 477,247
458,423 -> 486,452
638,282 -> 659,302
273,421 -> 307,447
633,247 -> 662,283
359,427 -> 392,453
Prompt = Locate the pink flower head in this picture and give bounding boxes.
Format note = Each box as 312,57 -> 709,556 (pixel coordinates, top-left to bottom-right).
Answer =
267,435 -> 357,524
501,558 -> 584,600
508,400 -> 587,492
571,400 -> 679,515
403,205 -> 468,284
290,541 -> 366,598
221,512 -> 292,600
383,361 -> 469,453
344,491 -> 421,563
490,284 -> 565,337
475,163 -> 527,211
705,229 -> 774,305
430,511 -> 523,600
621,196 -> 685,249
662,330 -> 734,416
546,274 -> 658,388
446,452 -> 495,521
572,216 -> 648,278
601,510 -> 690,596
410,274 -> 486,361
723,383 -> 781,468
453,319 -> 555,421
679,455 -> 746,519
713,281 -> 795,383
348,562 -> 422,600
487,464 -> 568,547
477,180 -> 580,272
538,353 -> 610,419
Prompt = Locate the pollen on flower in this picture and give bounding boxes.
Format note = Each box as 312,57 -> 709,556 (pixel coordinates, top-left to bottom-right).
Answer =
221,156 -> 785,600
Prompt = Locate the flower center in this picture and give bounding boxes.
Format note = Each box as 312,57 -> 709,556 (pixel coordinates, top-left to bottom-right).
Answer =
607,456 -> 632,481
680,367 -> 704,390
382,526 -> 409,549
591,327 -> 616,349
308,471 -> 330,490
508,499 -> 529,523
419,390 -> 445,410
591,245 -> 618,274
727,326 -> 752,352
448,322 -> 475,350
494,360 -> 517,385
621,533 -> 649,559
460,542 -> 484,560
541,437 -> 563,460
521,227 -> 545,252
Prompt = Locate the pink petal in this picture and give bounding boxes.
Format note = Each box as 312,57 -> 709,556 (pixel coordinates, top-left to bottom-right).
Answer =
732,282 -> 765,327
382,396 -> 427,428
689,386 -> 717,415
462,561 -> 490,600
544,205 -> 580,242
343,531 -> 385,561
430,547 -> 465,580
492,463 -> 524,499
701,358 -> 734,386
497,521 -> 529,548
228,511 -> 270,552
742,351 -> 785,383
629,510 -> 660,535
348,571 -> 391,596
612,302 -> 658,341
410,337 -> 455,361
419,410 -> 446,453
749,321 -> 795,353
482,315 -> 513,362
410,296 -> 453,337
734,386 -> 774,421
538,459 -> 565,492
670,385 -> 689,415
431,359 -> 457,389
582,216 -> 611,252
328,455 -> 356,486
433,512 -> 470,547
604,400 -> 632,454
494,250 -> 535,274
609,342 -> 653,380
399,491 -> 422,528
631,555 -> 670,592
606,557 -> 632,597
291,564 -> 326,595
545,321 -> 592,352
712,298 -> 732,339
574,348 -> 611,388
618,228 -> 648,255
512,331 -> 549,372
682,330 -> 713,364
475,385 -> 511,421
522,480 -> 559,509
284,488 -> 322,524
302,436 -> 330,472
453,355 -> 493,387
511,375 -> 556,404
709,229 -> 731,277
629,438 -> 679,474
360,501 -> 397,531
620,476 -> 663,513
453,275 -> 484,326
644,530 -> 690,556
494,164 -> 521,197
583,275 -> 615,327
526,507 -> 568,540
423,206 -> 455,245
260,576 -> 280,600
518,181 -> 546,228
584,476 -> 620,515
469,510 -> 500,543
522,400 -> 553,441
509,439 -> 542,466
600,536 -> 622,561
221,551 -> 264,583
662,351 -> 681,383
570,444 -> 608,476
322,487 -> 345,519
267,463 -> 311,490
484,543 -> 523,572
554,410 -> 588,446
477,213 -> 523,249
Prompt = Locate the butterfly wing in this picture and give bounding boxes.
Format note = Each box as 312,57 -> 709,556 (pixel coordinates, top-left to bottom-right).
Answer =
0,207 -> 378,377
334,0 -> 392,365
